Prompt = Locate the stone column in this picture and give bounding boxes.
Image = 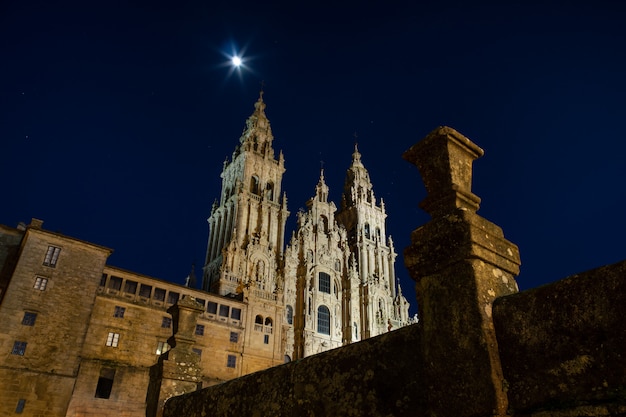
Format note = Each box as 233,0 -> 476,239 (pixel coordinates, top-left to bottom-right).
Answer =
403,126 -> 521,417
146,295 -> 204,417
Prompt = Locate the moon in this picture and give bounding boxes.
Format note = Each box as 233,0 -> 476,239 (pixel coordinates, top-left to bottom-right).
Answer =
232,56 -> 242,67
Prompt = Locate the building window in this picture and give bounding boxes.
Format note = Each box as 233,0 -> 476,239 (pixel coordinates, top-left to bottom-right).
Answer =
264,334 -> 269,344
11,341 -> 27,356
317,305 -> 330,335
196,298 -> 206,308
207,301 -> 218,314
230,332 -> 239,343
43,246 -> 61,267
15,399 -> 26,413
254,315 -> 263,331
364,223 -> 371,239
195,324 -> 204,336
156,341 -> 170,355
264,317 -> 273,334
219,304 -> 230,317
153,288 -> 166,301
192,348 -> 202,357
106,332 -> 120,347
108,276 -> 122,291
286,305 -> 293,325
95,368 -> 115,399
319,272 -> 331,294
231,307 -> 241,320
227,354 -> 236,368
123,280 -> 137,294
113,306 -> 125,318
139,284 -> 152,298
34,276 -> 48,291
250,176 -> 260,195
161,317 -> 171,328
22,312 -> 37,326
100,274 -> 107,287
167,291 -> 179,304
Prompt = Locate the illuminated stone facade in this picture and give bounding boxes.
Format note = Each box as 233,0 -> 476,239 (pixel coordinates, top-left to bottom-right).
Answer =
0,94 -> 410,416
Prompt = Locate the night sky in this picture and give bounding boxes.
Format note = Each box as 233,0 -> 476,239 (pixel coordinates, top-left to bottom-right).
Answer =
2,1 -> 625,315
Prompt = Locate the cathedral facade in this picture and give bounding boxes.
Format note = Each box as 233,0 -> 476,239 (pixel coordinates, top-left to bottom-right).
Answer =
202,92 -> 410,361
0,94 -> 410,416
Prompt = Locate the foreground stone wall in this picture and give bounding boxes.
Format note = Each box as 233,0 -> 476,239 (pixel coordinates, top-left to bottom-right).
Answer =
165,322 -> 427,416
494,260 -> 626,416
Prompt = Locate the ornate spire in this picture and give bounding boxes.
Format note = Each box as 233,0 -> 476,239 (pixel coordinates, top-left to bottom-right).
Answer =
239,91 -> 274,155
315,169 -> 329,202
351,143 -> 364,168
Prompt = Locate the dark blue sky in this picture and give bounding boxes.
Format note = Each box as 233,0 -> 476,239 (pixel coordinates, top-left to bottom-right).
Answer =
2,1 -> 625,315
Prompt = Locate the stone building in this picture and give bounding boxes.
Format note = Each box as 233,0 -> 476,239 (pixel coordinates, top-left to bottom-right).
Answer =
0,93 -> 410,416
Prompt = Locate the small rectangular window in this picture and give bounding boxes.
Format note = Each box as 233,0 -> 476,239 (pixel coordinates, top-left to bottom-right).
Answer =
167,291 -> 179,304
106,332 -> 120,347
139,284 -> 152,298
227,354 -> 236,368
22,312 -> 37,326
219,305 -> 229,317
161,317 -> 171,328
43,246 -> 61,267
123,280 -> 137,294
207,301 -> 218,314
192,348 -> 202,357
11,341 -> 27,355
95,368 -> 115,399
34,277 -> 48,290
154,288 -> 166,301
231,308 -> 241,320
108,276 -> 122,291
229,332 -> 239,343
100,274 -> 108,287
196,298 -> 206,308
195,324 -> 204,336
15,399 -> 26,414
113,306 -> 125,318
156,341 -> 170,355
264,334 -> 269,344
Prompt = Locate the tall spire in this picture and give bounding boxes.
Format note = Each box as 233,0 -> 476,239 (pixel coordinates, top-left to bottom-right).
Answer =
238,90 -> 274,156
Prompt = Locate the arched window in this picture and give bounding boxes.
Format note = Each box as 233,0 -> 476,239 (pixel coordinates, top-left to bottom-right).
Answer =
364,223 -> 371,239
320,215 -> 329,234
250,176 -> 260,195
264,317 -> 273,334
286,305 -> 293,325
254,315 -> 263,332
266,182 -> 274,201
319,272 -> 331,294
317,305 -> 330,335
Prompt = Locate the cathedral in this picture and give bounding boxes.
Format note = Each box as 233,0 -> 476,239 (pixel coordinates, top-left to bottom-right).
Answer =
0,93 -> 410,416
201,92 -> 410,360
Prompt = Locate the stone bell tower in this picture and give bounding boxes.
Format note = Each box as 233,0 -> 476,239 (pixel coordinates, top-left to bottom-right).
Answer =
202,91 -> 290,297
336,144 -> 407,339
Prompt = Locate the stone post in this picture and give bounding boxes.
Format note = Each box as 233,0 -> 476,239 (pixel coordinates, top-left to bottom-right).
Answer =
146,295 -> 204,417
403,126 -> 521,417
